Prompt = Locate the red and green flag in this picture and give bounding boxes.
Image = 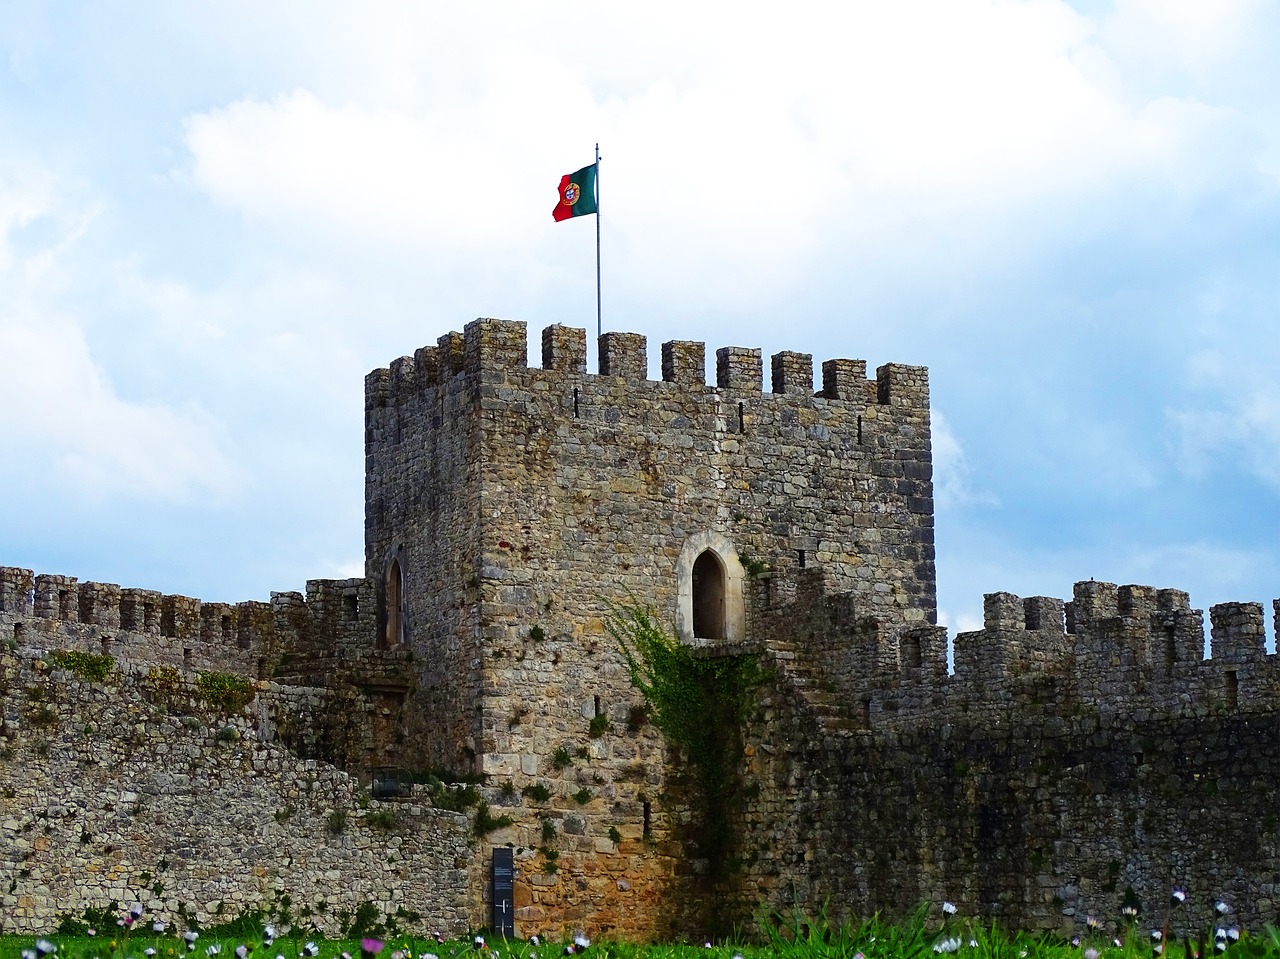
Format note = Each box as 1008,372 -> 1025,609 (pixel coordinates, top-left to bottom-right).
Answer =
552,163 -> 598,221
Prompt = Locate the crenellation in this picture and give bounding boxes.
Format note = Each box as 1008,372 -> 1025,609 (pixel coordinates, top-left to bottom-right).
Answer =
390,354 -> 417,394
1071,579 -> 1119,623
715,345 -> 763,392
78,580 -> 121,628
819,358 -> 868,401
1160,604 -> 1205,668
120,587 -> 163,634
770,350 -> 814,395
161,593 -> 201,639
464,316 -> 527,373
983,590 -> 1025,631
34,573 -> 78,621
898,623 -> 947,679
875,361 -> 929,408
1117,583 -> 1158,619
661,339 -> 706,386
598,330 -> 647,380
1158,587 -> 1190,613
415,343 -> 441,383
365,366 -> 390,411
235,599 -> 275,650
542,323 -> 588,373
0,565 -> 34,614
200,601 -> 236,644
1209,601 -> 1267,663
1023,595 -> 1065,633
436,329 -> 465,376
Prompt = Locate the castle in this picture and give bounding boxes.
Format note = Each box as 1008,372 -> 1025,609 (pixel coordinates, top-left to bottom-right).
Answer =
1,318 -> 1278,940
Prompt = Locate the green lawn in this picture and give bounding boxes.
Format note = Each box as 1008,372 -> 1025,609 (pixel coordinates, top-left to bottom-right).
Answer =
3,915 -> 1278,959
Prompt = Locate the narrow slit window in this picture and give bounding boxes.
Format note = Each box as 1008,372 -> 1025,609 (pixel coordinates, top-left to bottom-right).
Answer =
903,635 -> 922,670
384,558 -> 404,650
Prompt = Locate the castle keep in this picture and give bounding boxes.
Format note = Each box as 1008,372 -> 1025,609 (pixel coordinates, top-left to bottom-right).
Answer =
2,318 -> 1278,940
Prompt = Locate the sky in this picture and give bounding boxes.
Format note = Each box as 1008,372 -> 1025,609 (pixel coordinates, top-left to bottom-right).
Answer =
2,0 -> 1278,648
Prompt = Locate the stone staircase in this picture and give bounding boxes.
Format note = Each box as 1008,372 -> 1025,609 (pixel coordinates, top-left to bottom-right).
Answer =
762,637 -> 863,735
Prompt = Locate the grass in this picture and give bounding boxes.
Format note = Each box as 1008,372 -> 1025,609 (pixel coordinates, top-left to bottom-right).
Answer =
2,911 -> 1278,959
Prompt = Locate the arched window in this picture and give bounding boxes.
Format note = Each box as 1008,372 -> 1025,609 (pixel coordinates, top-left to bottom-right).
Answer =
383,558 -> 404,650
675,532 -> 746,644
691,550 -> 726,640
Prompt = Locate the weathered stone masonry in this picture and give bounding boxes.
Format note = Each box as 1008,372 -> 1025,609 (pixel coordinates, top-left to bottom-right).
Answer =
3,316 -> 1279,939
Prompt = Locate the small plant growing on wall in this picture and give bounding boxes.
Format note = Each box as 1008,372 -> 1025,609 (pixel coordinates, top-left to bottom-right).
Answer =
197,671 -> 255,712
552,746 -> 574,769
589,714 -> 609,738
522,783 -> 551,803
608,826 -> 623,846
326,809 -> 347,834
49,649 -> 115,683
573,787 -> 592,805
473,801 -> 513,836
365,807 -> 399,831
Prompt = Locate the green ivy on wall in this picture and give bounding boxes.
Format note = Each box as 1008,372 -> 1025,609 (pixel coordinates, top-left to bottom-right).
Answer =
609,603 -> 766,881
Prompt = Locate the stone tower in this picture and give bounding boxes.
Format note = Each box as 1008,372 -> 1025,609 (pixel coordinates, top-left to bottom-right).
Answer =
364,318 -> 935,771
361,317 -> 936,932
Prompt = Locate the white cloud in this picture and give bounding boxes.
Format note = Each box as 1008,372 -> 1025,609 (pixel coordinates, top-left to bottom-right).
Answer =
932,410 -> 999,512
175,0 -> 1278,312
0,313 -> 243,502
0,167 -> 244,505
1168,352 -> 1280,490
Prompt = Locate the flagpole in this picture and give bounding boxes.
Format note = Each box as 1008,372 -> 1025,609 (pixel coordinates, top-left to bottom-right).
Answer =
595,143 -> 602,340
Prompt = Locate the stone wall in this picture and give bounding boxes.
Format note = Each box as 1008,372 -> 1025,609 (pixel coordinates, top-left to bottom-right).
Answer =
0,569 -> 479,938
734,576 -> 1280,934
0,647 -> 477,937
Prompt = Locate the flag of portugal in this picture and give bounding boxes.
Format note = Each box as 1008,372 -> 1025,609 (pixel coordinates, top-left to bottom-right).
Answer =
553,164 -> 598,221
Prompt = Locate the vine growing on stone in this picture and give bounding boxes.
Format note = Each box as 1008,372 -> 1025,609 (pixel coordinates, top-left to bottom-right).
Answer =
49,649 -> 115,683
609,602 -> 766,881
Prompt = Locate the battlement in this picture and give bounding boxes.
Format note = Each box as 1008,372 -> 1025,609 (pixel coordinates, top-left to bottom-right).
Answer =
364,318 -> 929,412
754,571 -> 1279,726
0,566 -> 380,678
